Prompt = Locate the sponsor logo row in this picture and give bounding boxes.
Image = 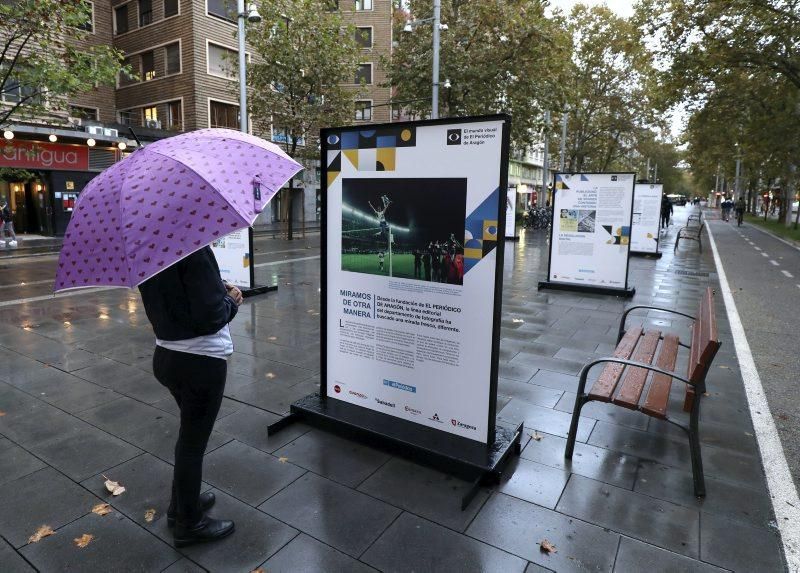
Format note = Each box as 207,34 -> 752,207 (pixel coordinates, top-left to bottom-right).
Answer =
331,383 -> 476,432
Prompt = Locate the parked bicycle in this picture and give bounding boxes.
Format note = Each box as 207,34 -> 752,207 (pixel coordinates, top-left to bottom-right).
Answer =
523,207 -> 552,230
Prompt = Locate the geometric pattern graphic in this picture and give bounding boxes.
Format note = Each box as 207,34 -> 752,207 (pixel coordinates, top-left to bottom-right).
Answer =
602,224 -> 631,245
464,187 -> 500,273
555,173 -> 570,190
325,126 -> 417,184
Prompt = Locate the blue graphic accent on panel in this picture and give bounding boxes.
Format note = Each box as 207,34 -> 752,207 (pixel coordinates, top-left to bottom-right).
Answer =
463,187 -> 500,274
580,174 -> 590,181
341,131 -> 360,150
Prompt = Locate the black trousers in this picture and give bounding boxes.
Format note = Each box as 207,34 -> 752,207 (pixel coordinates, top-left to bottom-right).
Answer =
153,346 -> 226,525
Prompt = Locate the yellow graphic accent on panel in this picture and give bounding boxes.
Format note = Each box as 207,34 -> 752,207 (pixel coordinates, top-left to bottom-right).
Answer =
323,126 -> 417,184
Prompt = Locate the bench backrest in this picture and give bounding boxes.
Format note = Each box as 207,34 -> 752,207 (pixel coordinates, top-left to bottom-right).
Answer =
688,287 -> 720,384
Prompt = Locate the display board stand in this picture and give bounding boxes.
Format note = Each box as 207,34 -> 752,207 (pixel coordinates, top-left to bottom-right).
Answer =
270,115 -> 522,509
538,172 -> 636,298
242,228 -> 278,297
630,183 -> 663,259
272,396 -> 523,510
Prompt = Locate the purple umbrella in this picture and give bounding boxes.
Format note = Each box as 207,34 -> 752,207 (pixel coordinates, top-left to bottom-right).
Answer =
54,128 -> 301,292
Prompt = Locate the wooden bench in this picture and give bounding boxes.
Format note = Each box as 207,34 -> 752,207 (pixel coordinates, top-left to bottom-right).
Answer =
565,287 -> 721,496
674,212 -> 705,253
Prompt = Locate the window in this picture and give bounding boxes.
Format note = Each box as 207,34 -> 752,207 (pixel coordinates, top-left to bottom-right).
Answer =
210,100 -> 239,129
391,107 -> 401,121
207,0 -> 234,22
164,0 -> 178,17
355,63 -> 372,84
139,0 -> 153,26
272,127 -> 304,146
141,51 -> 156,81
165,43 -> 181,75
69,106 -> 99,121
167,100 -> 183,130
208,42 -> 236,78
355,101 -> 372,121
143,106 -> 160,128
76,1 -> 94,32
355,0 -> 372,10
355,27 -> 372,48
114,4 -> 129,34
119,57 -> 137,85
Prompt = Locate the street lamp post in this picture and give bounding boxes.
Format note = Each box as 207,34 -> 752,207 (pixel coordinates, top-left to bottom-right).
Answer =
541,110 -> 550,208
403,2 -> 446,119
236,1 -> 262,133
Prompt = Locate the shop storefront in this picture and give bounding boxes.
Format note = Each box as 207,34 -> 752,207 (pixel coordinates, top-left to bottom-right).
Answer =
0,138 -> 119,236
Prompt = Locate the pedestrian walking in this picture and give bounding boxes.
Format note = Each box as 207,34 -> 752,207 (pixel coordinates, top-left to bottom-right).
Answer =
413,249 -> 422,278
139,247 -> 242,546
660,195 -> 673,229
735,197 -> 746,226
0,199 -> 17,247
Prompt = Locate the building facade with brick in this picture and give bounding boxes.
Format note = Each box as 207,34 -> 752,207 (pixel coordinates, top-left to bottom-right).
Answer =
2,0 -> 396,236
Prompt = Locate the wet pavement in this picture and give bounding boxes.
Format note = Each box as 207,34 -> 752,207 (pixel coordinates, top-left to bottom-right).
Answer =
0,206 -> 787,572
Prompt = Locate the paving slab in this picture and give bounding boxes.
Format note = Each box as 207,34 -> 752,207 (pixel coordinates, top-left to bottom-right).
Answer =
19,511 -> 181,572
260,472 -> 400,558
0,467 -> 100,548
520,431 -> 639,490
467,492 -> 620,572
272,430 -> 392,487
0,536 -> 35,573
155,489 -> 298,572
357,457 -> 491,532
0,437 -> 46,486
213,402 -> 312,453
202,439 -> 306,505
700,512 -> 786,572
614,537 -> 727,573
261,533 -> 378,573
496,456 -> 570,509
363,512 -> 527,573
556,474 -> 700,558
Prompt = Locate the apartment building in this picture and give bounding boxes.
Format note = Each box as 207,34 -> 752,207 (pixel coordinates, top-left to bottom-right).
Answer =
339,0 -> 393,125
1,0 -> 396,235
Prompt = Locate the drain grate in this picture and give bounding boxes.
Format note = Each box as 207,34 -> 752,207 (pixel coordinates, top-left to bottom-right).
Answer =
674,270 -> 710,277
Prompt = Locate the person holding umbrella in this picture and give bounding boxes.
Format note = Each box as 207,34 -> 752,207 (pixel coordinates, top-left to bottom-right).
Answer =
139,248 -> 242,546
53,128 -> 303,546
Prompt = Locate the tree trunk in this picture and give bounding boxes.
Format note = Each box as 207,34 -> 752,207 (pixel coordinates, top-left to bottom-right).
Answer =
287,179 -> 294,240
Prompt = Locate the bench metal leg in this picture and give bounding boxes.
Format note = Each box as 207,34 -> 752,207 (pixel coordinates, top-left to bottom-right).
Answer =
674,233 -> 681,253
565,394 -> 588,459
698,232 -> 703,253
688,398 -> 706,497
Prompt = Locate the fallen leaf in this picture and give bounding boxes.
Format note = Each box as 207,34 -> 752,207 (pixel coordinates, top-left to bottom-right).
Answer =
29,525 -> 55,543
265,372 -> 276,379
91,503 -> 112,516
531,431 -> 543,441
268,336 -> 277,341
718,365 -> 729,369
74,533 -> 94,548
0,410 -> 5,416
251,569 -> 265,573
512,318 -> 524,323
539,539 -> 557,554
278,456 -> 289,463
144,509 -> 156,523
102,475 -> 126,496
703,392 -> 710,397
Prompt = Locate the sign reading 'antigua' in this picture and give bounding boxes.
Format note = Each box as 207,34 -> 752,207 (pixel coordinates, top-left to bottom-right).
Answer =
0,140 -> 90,171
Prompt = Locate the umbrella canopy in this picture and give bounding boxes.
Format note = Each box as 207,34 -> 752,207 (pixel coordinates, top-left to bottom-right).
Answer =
55,129 -> 301,292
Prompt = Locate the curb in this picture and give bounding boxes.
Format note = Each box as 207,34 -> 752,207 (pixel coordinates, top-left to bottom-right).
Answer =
744,219 -> 800,253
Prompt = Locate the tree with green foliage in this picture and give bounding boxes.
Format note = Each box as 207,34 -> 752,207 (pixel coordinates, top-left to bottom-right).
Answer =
556,4 -> 660,173
0,0 -> 126,126
641,0 -> 800,226
244,0 -> 362,237
388,0 -> 570,151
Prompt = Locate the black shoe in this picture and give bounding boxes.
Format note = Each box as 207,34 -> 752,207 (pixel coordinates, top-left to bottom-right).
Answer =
173,516 -> 235,548
167,491 -> 216,528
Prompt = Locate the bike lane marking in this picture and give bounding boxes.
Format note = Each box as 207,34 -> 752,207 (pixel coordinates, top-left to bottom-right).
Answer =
707,224 -> 800,570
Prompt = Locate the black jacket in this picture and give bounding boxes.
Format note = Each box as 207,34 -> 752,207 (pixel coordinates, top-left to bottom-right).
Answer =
138,246 -> 238,341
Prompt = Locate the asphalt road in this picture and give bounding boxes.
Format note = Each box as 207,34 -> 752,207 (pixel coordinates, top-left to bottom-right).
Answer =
710,216 -> 800,491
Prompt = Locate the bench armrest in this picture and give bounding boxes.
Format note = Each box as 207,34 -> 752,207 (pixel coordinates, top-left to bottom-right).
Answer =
576,356 -> 697,396
617,306 -> 696,343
